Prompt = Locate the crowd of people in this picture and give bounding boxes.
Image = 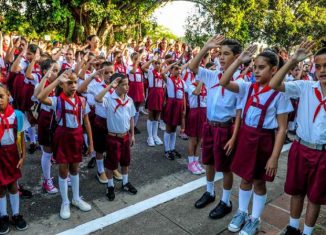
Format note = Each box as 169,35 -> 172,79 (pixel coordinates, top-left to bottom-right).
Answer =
0,31 -> 325,235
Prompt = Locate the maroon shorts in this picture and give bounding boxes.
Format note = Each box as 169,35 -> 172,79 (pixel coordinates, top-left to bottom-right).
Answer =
163,98 -> 184,126
231,125 -> 275,182
202,122 -> 233,172
185,107 -> 207,138
38,110 -> 53,147
93,115 -> 108,153
284,141 -> 326,205
128,81 -> 145,103
0,144 -> 22,187
52,126 -> 83,164
147,87 -> 164,112
104,134 -> 131,170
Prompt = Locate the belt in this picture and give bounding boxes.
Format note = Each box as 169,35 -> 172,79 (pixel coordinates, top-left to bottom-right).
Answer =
108,132 -> 128,138
295,136 -> 326,151
208,119 -> 233,128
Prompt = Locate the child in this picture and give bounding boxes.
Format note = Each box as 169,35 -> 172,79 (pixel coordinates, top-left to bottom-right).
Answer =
189,36 -> 243,220
60,48 -> 76,72
95,73 -> 138,201
0,84 -> 29,233
37,71 -> 93,220
219,46 -> 293,234
269,41 -> 324,235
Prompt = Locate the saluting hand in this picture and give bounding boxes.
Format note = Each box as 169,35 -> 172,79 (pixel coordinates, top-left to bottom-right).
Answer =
204,35 -> 225,50
292,41 -> 315,63
238,45 -> 258,64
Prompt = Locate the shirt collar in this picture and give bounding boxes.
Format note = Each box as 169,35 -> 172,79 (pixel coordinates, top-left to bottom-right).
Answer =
111,91 -> 129,101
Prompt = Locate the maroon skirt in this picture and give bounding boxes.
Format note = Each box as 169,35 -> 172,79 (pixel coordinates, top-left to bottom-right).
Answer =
128,81 -> 145,103
0,144 -> 22,187
231,124 -> 276,182
163,98 -> 184,126
147,87 -> 164,112
6,72 -> 17,96
52,126 -> 83,164
93,115 -> 108,153
20,82 -> 35,111
13,74 -> 25,109
185,107 -> 207,138
38,110 -> 53,147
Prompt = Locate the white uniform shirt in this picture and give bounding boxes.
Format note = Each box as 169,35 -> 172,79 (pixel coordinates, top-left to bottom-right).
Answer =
186,83 -> 207,108
87,78 -> 111,118
166,77 -> 186,99
148,68 -> 164,88
238,82 -> 293,129
49,96 -> 90,128
24,72 -> 41,86
197,67 -> 242,122
18,59 -> 29,74
182,68 -> 196,88
285,80 -> 326,144
127,65 -> 143,82
102,91 -> 136,133
0,111 -> 30,145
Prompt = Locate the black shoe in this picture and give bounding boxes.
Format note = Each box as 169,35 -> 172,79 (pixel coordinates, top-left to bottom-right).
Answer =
0,216 -> 10,234
87,157 -> 96,169
106,186 -> 115,201
28,143 -> 37,154
284,225 -> 301,235
18,185 -> 33,199
164,151 -> 174,160
209,200 -> 232,219
11,214 -> 28,231
134,127 -> 141,134
122,182 -> 137,195
195,192 -> 215,209
171,149 -> 181,158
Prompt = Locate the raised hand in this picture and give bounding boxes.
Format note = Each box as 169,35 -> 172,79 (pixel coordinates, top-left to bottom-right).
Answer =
204,35 -> 225,50
292,41 -> 315,63
34,48 -> 41,61
238,44 -> 258,64
110,77 -> 121,88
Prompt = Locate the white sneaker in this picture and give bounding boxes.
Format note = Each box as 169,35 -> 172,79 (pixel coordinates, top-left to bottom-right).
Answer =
153,136 -> 163,145
72,198 -> 92,212
194,161 -> 206,174
159,122 -> 166,131
147,137 -> 155,147
60,203 -> 71,220
139,107 -> 148,115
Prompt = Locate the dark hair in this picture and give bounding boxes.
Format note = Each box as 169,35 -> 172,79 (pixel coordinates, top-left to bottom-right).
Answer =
87,35 -> 97,41
41,52 -> 52,60
28,44 -> 39,54
40,59 -> 55,72
315,47 -> 326,57
171,63 -> 182,70
101,61 -> 113,69
110,73 -> 127,84
220,39 -> 242,55
205,62 -> 215,69
257,51 -> 279,67
130,52 -> 139,60
164,54 -> 173,60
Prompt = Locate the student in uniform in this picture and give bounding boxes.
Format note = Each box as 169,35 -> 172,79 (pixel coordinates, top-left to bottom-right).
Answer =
95,73 -> 138,201
60,48 -> 76,72
0,84 -> 29,233
189,36 -> 243,220
219,46 -> 293,234
37,71 -> 93,220
270,42 -> 325,235
114,51 -> 127,75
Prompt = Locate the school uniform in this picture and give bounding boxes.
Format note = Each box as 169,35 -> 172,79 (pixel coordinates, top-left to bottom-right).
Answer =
20,72 -> 42,112
0,55 -> 6,84
231,82 -> 293,182
127,65 -> 145,103
49,93 -> 89,164
114,62 -> 127,75
185,83 -> 207,138
196,67 -> 242,172
10,59 -> 29,105
284,80 -> 326,204
102,91 -> 136,170
0,106 -> 30,186
146,68 -> 164,111
163,76 -> 186,126
60,61 -> 76,72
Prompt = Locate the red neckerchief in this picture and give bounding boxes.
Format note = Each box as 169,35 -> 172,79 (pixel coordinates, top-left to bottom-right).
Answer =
313,87 -> 326,122
303,75 -> 309,81
210,73 -> 225,96
59,92 -> 80,116
0,104 -> 15,140
95,77 -> 107,88
152,69 -> 162,87
114,97 -> 129,113
183,70 -> 195,83
244,83 -> 272,115
192,83 -> 207,101
45,80 -> 55,97
171,76 -> 184,98
114,62 -> 126,74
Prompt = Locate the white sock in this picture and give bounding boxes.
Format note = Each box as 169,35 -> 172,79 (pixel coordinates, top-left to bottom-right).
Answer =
164,132 -> 170,152
152,121 -> 159,138
70,174 -> 80,202
239,189 -> 252,213
83,133 -> 88,148
59,177 -> 70,205
9,193 -> 19,215
251,193 -> 267,219
28,126 -> 36,143
107,178 -> 114,187
134,112 -> 139,126
206,180 -> 214,196
194,156 -> 199,162
147,120 -> 153,139
303,224 -> 314,235
188,156 -> 194,163
221,189 -> 231,206
289,216 -> 300,229
0,196 -> 7,216
96,159 -> 105,174
169,132 -> 176,150
41,151 -> 52,180
122,174 -> 128,185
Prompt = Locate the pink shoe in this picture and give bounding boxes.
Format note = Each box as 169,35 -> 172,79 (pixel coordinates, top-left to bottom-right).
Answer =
195,161 -> 206,174
43,178 -> 59,194
188,162 -> 201,175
